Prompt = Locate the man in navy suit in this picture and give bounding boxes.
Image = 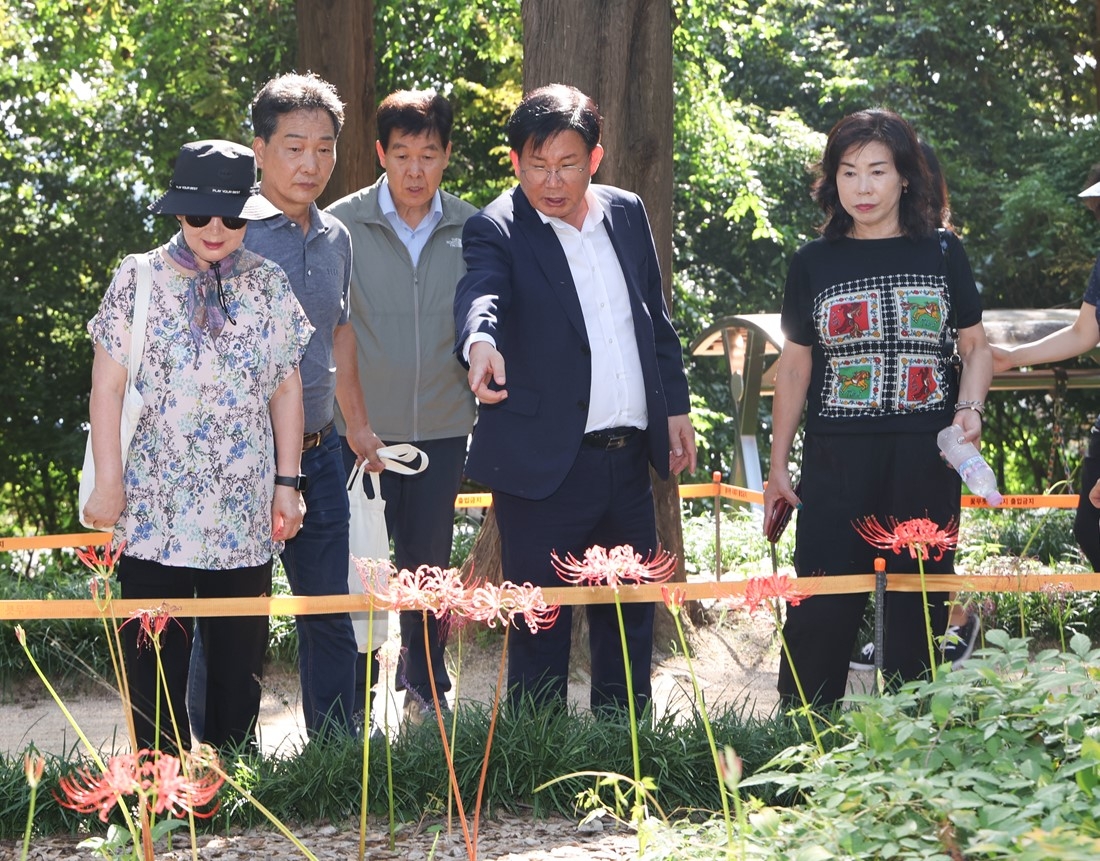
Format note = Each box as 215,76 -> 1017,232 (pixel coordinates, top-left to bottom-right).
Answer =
454,84 -> 696,716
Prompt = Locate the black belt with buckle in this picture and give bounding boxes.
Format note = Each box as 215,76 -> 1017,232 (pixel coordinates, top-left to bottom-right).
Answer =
582,426 -> 641,450
302,421 -> 334,452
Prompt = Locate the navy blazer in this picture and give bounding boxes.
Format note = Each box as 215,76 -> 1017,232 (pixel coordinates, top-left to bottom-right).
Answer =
454,184 -> 691,500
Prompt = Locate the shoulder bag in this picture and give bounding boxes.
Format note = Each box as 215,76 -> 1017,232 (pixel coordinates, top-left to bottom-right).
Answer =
78,253 -> 153,528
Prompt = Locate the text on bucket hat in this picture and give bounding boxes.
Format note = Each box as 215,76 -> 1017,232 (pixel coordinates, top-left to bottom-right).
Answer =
148,140 -> 281,220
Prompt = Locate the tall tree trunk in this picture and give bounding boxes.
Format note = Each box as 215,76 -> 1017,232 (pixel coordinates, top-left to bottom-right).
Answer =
296,0 -> 377,206
488,0 -> 692,644
1094,0 -> 1100,114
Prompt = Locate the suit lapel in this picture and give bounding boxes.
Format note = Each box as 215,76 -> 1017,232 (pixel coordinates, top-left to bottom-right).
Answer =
512,189 -> 589,342
599,191 -> 657,357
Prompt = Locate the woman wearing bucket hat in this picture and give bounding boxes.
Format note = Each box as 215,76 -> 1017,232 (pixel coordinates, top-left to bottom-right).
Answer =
83,139 -> 314,753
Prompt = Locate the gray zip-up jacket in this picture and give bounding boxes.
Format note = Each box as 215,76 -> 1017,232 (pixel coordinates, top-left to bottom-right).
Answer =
327,179 -> 477,442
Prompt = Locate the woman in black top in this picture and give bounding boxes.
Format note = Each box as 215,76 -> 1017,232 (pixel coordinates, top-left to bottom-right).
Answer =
763,109 -> 993,709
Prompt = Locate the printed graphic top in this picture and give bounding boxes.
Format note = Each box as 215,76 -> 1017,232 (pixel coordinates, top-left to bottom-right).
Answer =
780,232 -> 982,435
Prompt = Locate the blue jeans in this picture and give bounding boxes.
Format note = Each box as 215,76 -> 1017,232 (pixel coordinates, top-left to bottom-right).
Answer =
281,425 -> 358,736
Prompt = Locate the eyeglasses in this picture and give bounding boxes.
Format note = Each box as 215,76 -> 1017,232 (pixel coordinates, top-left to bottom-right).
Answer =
184,215 -> 248,230
521,164 -> 589,184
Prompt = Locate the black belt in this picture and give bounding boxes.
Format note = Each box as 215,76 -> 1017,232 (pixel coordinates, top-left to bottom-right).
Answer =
582,426 -> 641,450
302,421 -> 334,452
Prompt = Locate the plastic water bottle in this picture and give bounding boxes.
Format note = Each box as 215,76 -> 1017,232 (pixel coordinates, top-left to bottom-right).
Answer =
936,425 -> 1004,506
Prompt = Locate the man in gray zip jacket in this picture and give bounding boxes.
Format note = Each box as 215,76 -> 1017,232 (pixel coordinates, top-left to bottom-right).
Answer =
326,89 -> 476,725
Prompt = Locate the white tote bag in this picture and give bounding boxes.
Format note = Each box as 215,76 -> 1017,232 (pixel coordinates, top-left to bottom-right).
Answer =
78,254 -> 152,529
346,444 -> 429,652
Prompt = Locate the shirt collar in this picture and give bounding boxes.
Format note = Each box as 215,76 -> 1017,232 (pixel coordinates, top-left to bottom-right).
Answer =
262,202 -> 327,239
379,177 -> 443,231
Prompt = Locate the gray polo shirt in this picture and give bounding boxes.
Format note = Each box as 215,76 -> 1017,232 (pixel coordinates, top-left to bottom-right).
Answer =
244,205 -> 352,433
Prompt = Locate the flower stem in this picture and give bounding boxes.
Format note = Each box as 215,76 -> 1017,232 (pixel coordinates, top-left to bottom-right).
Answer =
422,612 -> 474,860
473,625 -> 510,857
671,612 -> 737,859
357,613 -> 375,861
772,606 -> 825,755
917,557 -> 938,682
612,593 -> 645,822
19,776 -> 38,861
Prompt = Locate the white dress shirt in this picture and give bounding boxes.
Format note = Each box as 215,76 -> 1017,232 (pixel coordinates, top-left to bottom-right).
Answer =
540,190 -> 648,432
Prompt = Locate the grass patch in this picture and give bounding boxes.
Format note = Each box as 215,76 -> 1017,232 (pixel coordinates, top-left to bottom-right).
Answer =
2,696 -> 808,840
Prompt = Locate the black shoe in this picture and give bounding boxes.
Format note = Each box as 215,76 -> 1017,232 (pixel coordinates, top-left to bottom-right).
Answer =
941,613 -> 980,668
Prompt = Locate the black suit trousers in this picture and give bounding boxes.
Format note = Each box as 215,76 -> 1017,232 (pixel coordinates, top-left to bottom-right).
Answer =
493,434 -> 657,716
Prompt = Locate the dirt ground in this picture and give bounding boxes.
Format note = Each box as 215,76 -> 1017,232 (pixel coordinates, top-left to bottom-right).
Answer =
3,607 -> 876,860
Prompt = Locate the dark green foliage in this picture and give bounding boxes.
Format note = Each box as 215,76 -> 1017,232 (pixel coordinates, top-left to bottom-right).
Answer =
728,632 -> 1100,859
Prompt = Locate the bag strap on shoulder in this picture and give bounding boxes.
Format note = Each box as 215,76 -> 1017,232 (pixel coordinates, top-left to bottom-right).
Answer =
128,253 -> 154,384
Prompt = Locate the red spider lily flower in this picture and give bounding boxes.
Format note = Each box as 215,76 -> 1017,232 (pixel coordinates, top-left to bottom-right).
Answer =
388,565 -> 462,618
465,581 -> 506,626
728,572 -> 810,616
121,604 -> 185,650
14,625 -> 26,647
353,556 -> 397,611
75,541 -> 126,576
853,516 -> 958,562
501,581 -> 560,634
431,566 -> 470,615
56,749 -> 222,822
57,753 -> 143,822
144,750 -> 223,818
662,586 -> 687,614
465,581 -> 560,634
24,752 -> 45,788
552,544 -> 678,588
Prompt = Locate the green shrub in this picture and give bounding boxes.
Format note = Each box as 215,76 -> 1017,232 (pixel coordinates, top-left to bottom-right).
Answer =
681,504 -> 793,579
643,632 -> 1100,860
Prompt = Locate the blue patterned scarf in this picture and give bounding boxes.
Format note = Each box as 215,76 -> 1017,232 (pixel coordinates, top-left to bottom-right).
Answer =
166,232 -> 253,365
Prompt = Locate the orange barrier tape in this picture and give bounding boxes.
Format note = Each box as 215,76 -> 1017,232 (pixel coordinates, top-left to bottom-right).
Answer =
2,571 -> 1099,621
720,484 -> 765,504
0,486 -> 1080,553
0,533 -> 112,552
962,493 -> 1078,509
455,492 -> 493,508
677,483 -> 722,499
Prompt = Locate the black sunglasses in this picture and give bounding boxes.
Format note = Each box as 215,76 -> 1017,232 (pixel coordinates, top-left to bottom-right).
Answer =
184,215 -> 248,230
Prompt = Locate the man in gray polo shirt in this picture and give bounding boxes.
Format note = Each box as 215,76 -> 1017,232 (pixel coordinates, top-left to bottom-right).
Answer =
246,73 -> 383,737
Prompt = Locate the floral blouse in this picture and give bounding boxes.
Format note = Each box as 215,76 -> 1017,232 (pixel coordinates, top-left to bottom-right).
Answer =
88,243 -> 313,569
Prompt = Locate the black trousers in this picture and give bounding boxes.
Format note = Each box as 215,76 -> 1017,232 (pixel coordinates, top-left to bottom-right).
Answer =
1073,429 -> 1100,571
117,555 -> 271,752
778,432 -> 955,709
493,434 -> 657,716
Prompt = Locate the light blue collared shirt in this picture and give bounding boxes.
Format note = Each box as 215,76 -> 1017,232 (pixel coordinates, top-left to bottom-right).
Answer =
379,178 -> 444,266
